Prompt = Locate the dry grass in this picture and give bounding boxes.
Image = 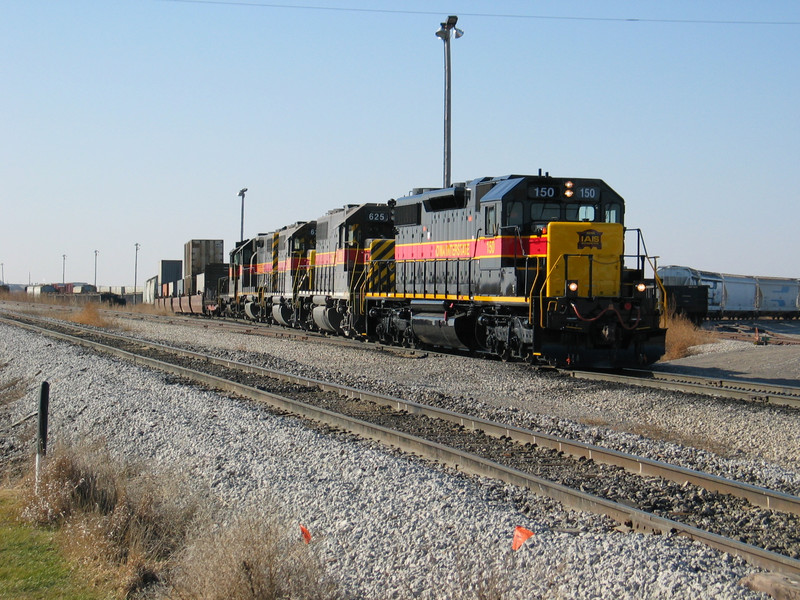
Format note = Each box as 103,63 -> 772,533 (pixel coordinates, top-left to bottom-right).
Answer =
169,515 -> 340,600
0,364 -> 35,482
0,373 -> 27,406
662,311 -> 717,361
67,302 -> 113,328
630,421 -> 731,457
20,443 -> 199,597
15,442 -> 341,599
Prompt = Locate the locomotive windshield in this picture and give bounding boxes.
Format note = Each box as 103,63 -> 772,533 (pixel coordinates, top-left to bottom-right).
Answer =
520,179 -> 624,229
506,199 -> 622,232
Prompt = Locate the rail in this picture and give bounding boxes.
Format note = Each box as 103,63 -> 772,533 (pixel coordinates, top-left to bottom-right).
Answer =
2,311 -> 800,577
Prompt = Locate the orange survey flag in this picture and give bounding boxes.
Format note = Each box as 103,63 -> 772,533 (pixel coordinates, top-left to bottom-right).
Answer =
512,526 -> 534,551
300,524 -> 312,544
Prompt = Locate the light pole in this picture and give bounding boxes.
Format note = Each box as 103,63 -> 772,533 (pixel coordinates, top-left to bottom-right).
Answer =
134,243 -> 140,306
435,15 -> 463,189
62,254 -> 66,285
238,188 -> 248,243
94,250 -> 99,288
1,263 -> 4,285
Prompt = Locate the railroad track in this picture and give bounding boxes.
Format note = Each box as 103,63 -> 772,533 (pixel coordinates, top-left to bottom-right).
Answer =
571,369 -> 800,409
4,300 -> 799,406
108,305 -> 800,407
2,310 -> 800,578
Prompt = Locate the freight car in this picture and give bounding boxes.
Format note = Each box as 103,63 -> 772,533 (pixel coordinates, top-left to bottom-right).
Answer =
658,265 -> 800,320
194,173 -> 665,368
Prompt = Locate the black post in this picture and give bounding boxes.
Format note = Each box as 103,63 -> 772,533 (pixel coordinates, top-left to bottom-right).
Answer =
35,381 -> 50,494
37,381 -> 49,457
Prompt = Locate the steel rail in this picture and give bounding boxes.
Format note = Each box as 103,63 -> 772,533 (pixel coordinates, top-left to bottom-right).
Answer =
112,307 -> 800,406
2,312 -> 799,513
570,368 -> 800,408
12,320 -> 800,575
4,314 -> 800,577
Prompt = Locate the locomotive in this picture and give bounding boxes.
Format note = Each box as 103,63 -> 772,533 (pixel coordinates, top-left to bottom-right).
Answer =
166,173 -> 667,368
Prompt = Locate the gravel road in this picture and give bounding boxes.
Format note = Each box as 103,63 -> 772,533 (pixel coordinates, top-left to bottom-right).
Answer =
3,315 -> 796,599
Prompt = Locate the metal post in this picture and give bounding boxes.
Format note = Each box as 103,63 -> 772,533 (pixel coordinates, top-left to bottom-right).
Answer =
436,16 -> 462,189
134,243 -> 140,305
35,381 -> 50,493
62,254 -> 66,285
443,31 -> 452,188
94,250 -> 99,287
238,188 -> 248,243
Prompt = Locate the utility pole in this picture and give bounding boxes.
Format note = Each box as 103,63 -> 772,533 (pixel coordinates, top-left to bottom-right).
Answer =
435,15 -> 463,189
238,188 -> 248,243
134,243 -> 140,305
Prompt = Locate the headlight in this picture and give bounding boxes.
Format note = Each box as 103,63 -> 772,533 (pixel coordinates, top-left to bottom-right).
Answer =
566,280 -> 579,297
635,282 -> 647,293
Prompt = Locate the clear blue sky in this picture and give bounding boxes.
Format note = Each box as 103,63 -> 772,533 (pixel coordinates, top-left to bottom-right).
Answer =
2,0 -> 799,286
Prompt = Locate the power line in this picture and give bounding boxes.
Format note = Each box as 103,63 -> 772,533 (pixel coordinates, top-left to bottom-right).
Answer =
158,0 -> 800,26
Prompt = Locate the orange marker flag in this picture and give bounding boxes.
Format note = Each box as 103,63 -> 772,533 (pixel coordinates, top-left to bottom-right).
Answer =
512,526 -> 534,551
300,524 -> 312,544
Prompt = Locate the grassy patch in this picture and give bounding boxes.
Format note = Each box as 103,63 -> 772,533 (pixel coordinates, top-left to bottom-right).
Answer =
20,443 -> 198,597
66,303 -> 112,328
0,488 -> 109,599
8,442 -> 342,599
662,311 -> 716,361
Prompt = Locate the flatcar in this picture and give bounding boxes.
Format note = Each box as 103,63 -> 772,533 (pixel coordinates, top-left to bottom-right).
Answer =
658,265 -> 800,320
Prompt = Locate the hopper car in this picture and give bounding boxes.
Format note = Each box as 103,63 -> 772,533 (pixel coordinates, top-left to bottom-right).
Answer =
658,265 -> 800,320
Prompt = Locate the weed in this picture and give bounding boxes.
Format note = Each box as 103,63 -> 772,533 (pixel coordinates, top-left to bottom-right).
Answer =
67,302 -> 112,328
662,311 -> 716,361
12,441 -> 342,599
168,514 -> 340,600
20,443 -> 199,597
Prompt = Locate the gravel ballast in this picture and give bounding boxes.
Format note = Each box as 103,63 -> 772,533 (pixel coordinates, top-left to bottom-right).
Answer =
0,319 -> 788,599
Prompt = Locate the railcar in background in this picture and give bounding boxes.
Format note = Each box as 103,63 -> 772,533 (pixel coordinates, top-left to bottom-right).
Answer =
658,265 -> 800,320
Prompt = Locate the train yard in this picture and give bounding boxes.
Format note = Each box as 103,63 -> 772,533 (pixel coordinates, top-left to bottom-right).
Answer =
2,302 -> 800,597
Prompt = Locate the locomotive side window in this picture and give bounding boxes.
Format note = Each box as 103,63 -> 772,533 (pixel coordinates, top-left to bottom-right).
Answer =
604,202 -> 622,224
566,203 -> 597,222
485,204 -> 498,236
506,201 -> 524,227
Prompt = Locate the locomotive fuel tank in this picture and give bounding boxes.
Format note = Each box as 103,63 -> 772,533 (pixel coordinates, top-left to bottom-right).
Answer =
409,301 -> 475,350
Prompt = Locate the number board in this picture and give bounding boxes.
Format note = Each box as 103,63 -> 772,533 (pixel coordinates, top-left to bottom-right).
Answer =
529,185 -> 558,199
576,187 -> 600,200
367,210 -> 390,222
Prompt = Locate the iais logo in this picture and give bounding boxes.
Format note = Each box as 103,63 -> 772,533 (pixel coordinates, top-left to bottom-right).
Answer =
577,229 -> 603,250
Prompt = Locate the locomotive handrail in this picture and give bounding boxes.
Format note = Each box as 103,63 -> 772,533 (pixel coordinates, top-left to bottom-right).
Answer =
623,227 -> 667,316
538,254 -> 569,329
527,257 -> 543,324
